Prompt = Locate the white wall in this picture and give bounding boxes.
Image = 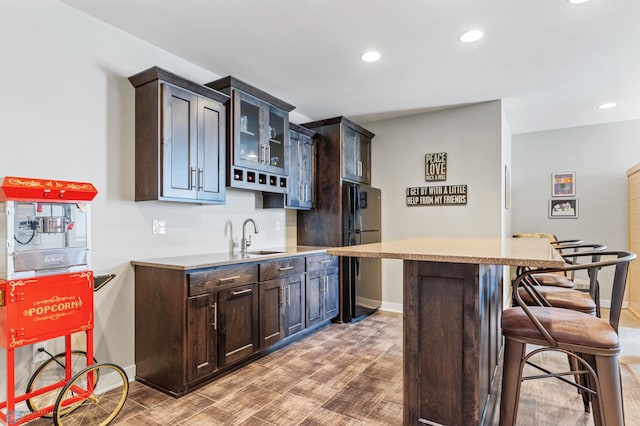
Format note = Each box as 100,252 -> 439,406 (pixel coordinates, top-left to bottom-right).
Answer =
512,119 -> 640,251
367,101 -> 507,310
0,0 -> 299,398
512,120 -> 640,303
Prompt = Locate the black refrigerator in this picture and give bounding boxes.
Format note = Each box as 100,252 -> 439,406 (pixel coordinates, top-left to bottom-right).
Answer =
341,183 -> 382,322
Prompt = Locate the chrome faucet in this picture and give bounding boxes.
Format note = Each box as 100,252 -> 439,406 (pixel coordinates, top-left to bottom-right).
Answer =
241,218 -> 259,255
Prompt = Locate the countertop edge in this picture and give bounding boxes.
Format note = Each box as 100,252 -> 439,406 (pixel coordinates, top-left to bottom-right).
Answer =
131,246 -> 330,271
325,248 -> 563,268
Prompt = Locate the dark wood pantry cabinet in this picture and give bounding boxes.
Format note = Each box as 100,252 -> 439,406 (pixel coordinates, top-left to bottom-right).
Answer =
303,116 -> 373,185
297,117 -> 376,248
205,76 -> 295,194
129,66 -> 228,204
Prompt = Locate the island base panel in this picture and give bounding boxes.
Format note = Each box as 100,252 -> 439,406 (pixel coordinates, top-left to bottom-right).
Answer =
403,260 -> 503,425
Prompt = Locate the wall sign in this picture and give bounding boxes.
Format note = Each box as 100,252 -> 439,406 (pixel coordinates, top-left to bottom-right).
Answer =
425,152 -> 447,181
406,185 -> 468,206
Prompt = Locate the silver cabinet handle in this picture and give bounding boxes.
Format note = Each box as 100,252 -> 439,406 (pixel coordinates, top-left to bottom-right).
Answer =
219,275 -> 240,283
320,259 -> 332,264
232,288 -> 253,296
287,285 -> 291,306
279,266 -> 294,271
211,302 -> 217,330
197,168 -> 204,190
190,167 -> 197,190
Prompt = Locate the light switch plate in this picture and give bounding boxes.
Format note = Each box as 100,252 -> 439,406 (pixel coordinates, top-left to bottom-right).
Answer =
152,219 -> 167,234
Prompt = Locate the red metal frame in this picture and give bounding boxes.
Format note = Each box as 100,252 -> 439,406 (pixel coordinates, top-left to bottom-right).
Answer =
0,176 -> 98,425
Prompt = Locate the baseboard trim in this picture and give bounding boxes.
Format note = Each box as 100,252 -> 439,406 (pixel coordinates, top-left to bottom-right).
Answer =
380,301 -> 403,313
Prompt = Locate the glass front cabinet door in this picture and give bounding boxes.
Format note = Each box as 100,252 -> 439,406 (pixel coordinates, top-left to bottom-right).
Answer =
233,91 -> 289,176
206,76 -> 295,193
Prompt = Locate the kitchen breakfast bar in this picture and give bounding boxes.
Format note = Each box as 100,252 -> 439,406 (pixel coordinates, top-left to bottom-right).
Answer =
326,237 -> 564,426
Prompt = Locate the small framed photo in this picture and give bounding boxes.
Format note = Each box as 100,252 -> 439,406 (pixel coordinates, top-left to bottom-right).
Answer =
549,198 -> 578,219
551,172 -> 576,197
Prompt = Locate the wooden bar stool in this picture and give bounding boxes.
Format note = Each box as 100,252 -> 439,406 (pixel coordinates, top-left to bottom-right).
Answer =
500,250 -> 636,426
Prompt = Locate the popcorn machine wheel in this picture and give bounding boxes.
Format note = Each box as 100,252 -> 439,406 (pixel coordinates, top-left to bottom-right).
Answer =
0,177 -> 128,425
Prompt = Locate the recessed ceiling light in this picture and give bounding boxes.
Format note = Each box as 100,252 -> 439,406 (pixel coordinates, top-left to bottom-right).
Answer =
568,0 -> 590,4
361,51 -> 381,62
459,30 -> 484,43
598,102 -> 617,110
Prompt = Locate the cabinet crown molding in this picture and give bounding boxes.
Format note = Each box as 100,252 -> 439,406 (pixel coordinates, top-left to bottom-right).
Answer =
128,66 -> 229,104
206,75 -> 295,112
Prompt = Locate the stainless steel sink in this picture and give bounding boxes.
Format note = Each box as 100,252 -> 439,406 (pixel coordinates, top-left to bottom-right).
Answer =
246,250 -> 286,256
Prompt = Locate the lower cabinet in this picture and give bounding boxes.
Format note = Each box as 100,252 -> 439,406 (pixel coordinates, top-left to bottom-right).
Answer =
134,253 -> 337,397
283,274 -> 306,336
187,292 -> 218,383
324,267 -> 339,319
306,267 -> 339,327
259,257 -> 306,349
259,278 -> 284,348
306,254 -> 339,326
218,283 -> 259,367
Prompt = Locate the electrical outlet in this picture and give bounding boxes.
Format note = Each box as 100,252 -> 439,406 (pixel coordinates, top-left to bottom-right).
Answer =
152,219 -> 167,235
32,342 -> 47,363
275,221 -> 281,232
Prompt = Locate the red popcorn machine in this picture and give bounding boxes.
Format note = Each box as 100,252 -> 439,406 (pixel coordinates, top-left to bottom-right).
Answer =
0,176 -> 127,425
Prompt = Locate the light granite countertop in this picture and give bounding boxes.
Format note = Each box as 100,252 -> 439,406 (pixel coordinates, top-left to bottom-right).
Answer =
326,237 -> 564,268
130,245 -> 329,271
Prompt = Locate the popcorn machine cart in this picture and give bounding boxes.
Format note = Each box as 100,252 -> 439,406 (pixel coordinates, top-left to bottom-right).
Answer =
0,176 -> 127,425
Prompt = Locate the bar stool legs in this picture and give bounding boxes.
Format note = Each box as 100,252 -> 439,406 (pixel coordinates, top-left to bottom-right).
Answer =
589,354 -> 624,426
499,338 -> 625,426
499,339 -> 526,426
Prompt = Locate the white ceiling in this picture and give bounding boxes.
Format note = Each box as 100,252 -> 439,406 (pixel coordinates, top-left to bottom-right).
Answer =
61,0 -> 640,134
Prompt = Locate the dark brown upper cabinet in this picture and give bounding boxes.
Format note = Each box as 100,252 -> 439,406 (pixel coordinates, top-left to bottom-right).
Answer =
263,123 -> 315,210
206,76 -> 295,194
303,116 -> 373,185
129,66 -> 229,204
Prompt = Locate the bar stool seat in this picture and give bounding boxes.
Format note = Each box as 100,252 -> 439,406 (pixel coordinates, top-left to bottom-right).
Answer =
502,306 -> 617,349
529,272 -> 575,288
517,286 -> 596,315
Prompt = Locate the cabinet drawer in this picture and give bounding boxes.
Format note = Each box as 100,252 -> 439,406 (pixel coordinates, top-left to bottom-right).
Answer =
259,257 -> 305,281
306,254 -> 338,272
189,264 -> 258,296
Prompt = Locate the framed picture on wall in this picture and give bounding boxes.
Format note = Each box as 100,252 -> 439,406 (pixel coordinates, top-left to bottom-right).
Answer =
551,171 -> 576,197
549,198 -> 579,219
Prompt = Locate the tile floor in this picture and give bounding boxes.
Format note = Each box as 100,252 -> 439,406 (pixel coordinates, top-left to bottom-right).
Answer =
117,311 -> 403,425
29,309 -> 639,425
